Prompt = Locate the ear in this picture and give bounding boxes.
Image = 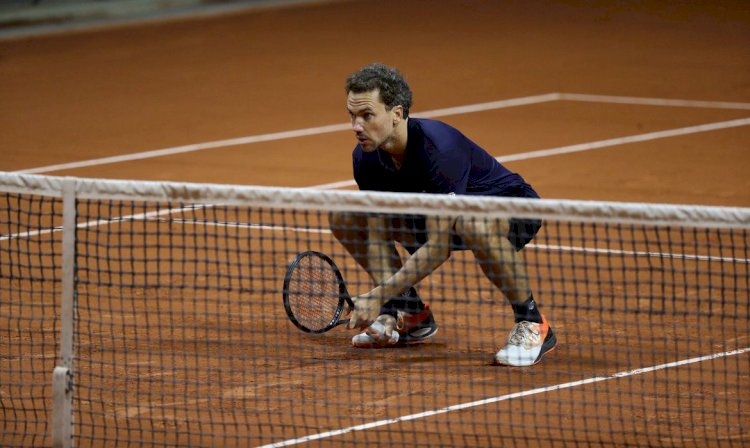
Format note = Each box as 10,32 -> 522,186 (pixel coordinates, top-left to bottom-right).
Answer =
392,105 -> 404,125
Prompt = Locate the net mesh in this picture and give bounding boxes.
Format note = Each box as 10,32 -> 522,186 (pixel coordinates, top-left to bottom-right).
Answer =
1,191 -> 62,447
1,173 -> 749,447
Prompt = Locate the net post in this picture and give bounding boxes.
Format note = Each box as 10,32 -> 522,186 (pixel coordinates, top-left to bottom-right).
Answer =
52,178 -> 76,448
52,367 -> 73,448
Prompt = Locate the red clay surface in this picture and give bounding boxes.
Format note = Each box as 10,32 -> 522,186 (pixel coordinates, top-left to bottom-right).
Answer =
1,1 -> 749,447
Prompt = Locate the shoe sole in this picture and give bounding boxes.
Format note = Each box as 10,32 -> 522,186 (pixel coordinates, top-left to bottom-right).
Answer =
400,327 -> 438,345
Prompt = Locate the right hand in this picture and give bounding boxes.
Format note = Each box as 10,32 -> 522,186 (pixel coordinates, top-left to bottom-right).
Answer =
346,294 -> 383,330
363,314 -> 400,346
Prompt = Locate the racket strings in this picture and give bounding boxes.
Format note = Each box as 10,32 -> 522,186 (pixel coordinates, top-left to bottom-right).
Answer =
287,256 -> 342,330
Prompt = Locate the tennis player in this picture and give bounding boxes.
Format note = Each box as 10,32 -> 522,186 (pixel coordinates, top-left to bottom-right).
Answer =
330,63 -> 556,366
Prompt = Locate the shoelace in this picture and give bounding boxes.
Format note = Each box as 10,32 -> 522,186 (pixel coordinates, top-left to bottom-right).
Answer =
507,321 -> 534,346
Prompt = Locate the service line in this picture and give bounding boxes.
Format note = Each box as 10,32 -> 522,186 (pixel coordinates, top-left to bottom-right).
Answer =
312,116 -> 750,190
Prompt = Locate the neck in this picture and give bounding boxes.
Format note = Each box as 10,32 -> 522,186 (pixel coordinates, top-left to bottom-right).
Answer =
383,118 -> 408,167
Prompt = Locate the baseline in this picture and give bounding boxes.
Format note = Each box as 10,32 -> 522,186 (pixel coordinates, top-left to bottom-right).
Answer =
16,94 -> 559,174
257,346 -> 750,448
15,93 -> 750,175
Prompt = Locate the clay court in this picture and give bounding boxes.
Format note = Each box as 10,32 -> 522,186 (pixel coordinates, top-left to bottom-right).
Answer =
1,1 -> 749,446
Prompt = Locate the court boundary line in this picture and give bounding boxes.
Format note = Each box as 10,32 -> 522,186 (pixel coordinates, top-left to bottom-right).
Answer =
560,93 -> 750,111
15,92 -> 750,175
166,218 -> 750,264
4,211 -> 749,264
257,346 -> 750,448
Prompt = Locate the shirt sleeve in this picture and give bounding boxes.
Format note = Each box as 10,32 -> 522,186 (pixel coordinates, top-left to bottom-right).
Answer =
352,146 -> 372,191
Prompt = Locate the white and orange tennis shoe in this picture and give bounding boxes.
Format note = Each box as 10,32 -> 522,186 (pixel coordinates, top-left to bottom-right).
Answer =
494,315 -> 557,366
351,305 -> 438,348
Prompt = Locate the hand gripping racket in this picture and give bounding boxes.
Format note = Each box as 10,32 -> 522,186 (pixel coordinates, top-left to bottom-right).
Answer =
282,251 -> 355,333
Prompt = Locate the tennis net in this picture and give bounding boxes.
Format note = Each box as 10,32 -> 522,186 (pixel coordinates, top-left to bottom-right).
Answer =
1,172 -> 748,447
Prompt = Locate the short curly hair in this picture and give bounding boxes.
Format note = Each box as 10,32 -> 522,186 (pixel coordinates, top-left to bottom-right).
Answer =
345,63 -> 413,118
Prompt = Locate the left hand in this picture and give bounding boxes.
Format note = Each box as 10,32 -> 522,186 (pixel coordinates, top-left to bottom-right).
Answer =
346,294 -> 383,329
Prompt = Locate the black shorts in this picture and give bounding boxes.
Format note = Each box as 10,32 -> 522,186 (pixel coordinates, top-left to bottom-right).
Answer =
395,216 -> 542,254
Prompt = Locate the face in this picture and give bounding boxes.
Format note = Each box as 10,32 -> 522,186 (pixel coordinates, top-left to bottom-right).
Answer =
346,89 -> 401,152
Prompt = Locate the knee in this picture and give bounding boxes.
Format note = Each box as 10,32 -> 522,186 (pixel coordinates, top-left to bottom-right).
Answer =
455,217 -> 509,246
329,211 -> 365,240
328,211 -> 349,238
328,210 -> 347,229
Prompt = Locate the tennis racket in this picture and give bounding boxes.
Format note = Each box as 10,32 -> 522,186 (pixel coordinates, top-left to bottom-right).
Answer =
282,250 -> 355,333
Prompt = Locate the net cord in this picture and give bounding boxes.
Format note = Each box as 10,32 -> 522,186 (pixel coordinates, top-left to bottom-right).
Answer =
1,172 -> 748,229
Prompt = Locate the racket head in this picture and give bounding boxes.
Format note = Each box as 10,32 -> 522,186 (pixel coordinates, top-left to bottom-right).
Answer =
282,251 -> 352,333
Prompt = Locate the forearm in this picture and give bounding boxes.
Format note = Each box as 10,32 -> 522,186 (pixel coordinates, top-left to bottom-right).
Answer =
373,241 -> 449,300
348,215 -> 455,328
365,217 -> 455,304
365,216 -> 398,283
364,240 -> 392,283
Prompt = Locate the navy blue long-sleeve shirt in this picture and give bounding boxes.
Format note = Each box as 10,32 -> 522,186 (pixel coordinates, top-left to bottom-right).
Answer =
352,118 -> 539,199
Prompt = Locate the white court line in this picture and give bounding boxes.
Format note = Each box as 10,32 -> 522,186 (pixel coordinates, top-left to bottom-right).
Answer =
168,218 -> 332,235
257,346 -> 750,448
560,93 -> 750,110
161,219 -> 750,264
0,226 -> 64,242
8,99 -> 744,241
312,116 -> 750,190
529,243 -> 750,264
413,93 -> 560,118
495,116 -> 750,163
2,116 -> 749,246
15,122 -> 349,175
0,205 -> 207,242
0,352 -> 58,363
16,92 -> 750,175
15,93 -> 560,175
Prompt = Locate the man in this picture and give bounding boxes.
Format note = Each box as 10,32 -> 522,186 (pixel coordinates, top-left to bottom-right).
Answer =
330,63 -> 556,367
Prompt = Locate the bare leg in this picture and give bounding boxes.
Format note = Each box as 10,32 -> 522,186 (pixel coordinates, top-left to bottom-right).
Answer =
454,216 -> 531,303
329,211 -> 428,316
454,216 -> 555,366
328,211 -> 401,283
330,211 -> 435,346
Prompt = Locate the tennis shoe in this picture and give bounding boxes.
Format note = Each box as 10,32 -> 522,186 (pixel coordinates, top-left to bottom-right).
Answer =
351,305 -> 438,348
494,315 -> 557,366
397,304 -> 438,344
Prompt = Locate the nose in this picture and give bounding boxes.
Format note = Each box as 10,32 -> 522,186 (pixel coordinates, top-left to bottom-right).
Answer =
351,117 -> 364,132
